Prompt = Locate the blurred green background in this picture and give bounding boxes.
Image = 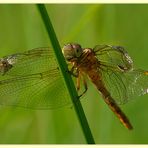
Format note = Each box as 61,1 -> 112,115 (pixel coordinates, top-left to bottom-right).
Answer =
0,4 -> 147,144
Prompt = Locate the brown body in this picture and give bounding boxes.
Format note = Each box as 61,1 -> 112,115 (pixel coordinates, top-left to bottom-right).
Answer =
73,48 -> 133,130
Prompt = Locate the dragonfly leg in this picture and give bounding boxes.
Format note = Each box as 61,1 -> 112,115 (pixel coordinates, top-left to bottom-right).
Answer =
69,66 -> 88,98
68,66 -> 79,77
78,76 -> 88,98
76,74 -> 80,91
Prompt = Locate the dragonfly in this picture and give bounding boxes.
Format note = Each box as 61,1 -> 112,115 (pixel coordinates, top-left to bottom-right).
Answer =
62,43 -> 148,130
0,44 -> 147,130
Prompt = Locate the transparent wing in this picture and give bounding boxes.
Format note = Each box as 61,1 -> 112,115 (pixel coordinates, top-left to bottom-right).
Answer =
100,67 -> 148,104
0,48 -> 71,109
94,45 -> 148,104
0,47 -> 58,77
94,45 -> 133,72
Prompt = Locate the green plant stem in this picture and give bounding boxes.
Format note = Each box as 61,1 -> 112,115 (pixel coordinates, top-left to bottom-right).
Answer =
37,4 -> 95,144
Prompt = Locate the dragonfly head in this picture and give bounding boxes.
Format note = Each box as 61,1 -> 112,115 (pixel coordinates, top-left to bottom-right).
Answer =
62,43 -> 83,62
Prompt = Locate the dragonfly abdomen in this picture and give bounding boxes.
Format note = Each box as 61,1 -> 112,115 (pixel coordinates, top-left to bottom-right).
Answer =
103,95 -> 133,130
90,75 -> 133,130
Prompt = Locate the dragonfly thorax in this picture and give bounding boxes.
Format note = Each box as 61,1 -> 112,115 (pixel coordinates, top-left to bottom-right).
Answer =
77,48 -> 100,73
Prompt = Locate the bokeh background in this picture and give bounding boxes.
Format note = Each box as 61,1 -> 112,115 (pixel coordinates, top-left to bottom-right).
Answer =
0,4 -> 147,144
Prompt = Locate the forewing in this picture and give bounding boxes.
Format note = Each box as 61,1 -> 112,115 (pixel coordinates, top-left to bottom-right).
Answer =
94,45 -> 133,72
0,47 -> 57,77
94,45 -> 148,104
0,48 -> 71,109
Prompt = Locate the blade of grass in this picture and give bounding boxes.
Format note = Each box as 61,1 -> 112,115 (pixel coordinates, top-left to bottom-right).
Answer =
37,4 -> 95,144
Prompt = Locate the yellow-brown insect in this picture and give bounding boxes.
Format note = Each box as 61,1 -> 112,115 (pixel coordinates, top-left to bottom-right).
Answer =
62,43 -> 148,130
0,44 -> 147,128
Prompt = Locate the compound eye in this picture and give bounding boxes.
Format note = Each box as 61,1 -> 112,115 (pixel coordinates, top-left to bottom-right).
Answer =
72,44 -> 83,58
75,47 -> 82,57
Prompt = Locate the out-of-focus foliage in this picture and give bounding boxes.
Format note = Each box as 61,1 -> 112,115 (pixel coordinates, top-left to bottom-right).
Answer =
0,4 -> 147,144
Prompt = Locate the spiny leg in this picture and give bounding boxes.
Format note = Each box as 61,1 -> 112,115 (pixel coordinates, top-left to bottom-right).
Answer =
76,73 -> 80,91
75,71 -> 88,98
78,76 -> 88,98
68,66 -> 88,98
68,65 -> 79,77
